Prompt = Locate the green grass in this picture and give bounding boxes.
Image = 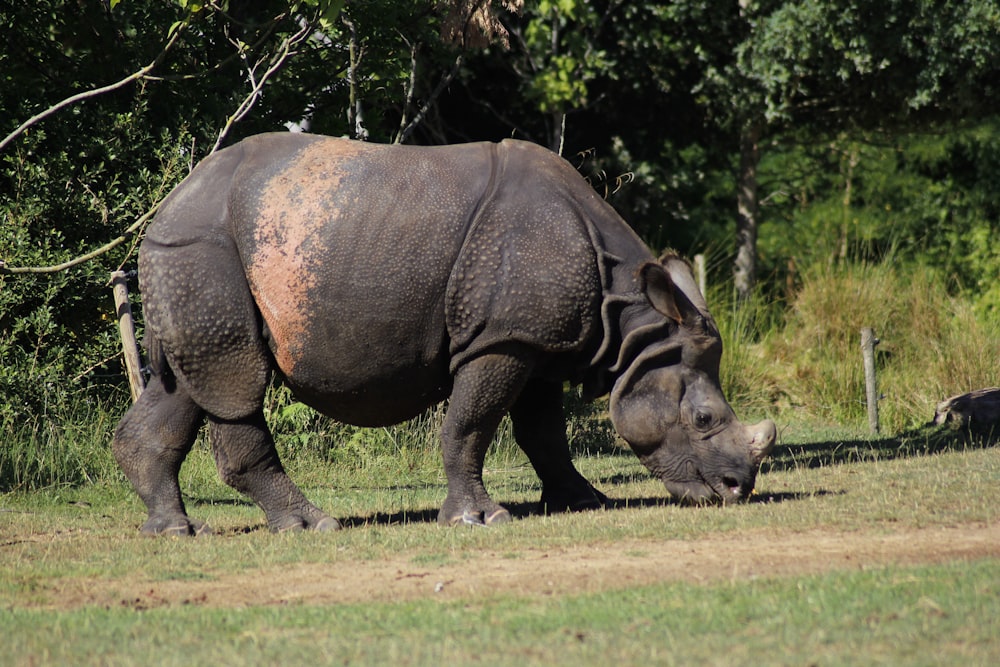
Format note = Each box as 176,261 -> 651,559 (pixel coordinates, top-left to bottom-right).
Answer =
2,424 -> 998,665
3,427 -> 998,565
3,559 -> 998,667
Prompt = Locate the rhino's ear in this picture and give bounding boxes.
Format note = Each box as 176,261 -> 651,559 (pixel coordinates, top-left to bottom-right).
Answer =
639,262 -> 685,323
639,262 -> 705,325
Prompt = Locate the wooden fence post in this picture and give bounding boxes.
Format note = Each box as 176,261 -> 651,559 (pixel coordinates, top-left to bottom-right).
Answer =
111,270 -> 145,403
860,327 -> 879,434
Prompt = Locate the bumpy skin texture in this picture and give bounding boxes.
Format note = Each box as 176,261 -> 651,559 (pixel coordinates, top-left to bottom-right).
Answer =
113,133 -> 775,534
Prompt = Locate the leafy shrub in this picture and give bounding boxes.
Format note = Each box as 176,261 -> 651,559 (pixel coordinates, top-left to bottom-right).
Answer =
758,121 -> 1000,324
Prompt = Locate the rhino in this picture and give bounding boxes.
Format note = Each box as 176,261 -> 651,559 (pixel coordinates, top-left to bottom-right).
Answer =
113,133 -> 776,535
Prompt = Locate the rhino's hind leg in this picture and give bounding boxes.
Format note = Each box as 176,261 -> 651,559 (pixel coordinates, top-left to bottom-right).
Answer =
113,375 -> 209,536
510,379 -> 608,514
438,347 -> 536,526
208,411 -> 341,532
139,233 -> 337,533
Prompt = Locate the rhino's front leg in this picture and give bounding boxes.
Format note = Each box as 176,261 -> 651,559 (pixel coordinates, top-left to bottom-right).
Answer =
510,379 -> 608,514
208,412 -> 340,532
438,348 -> 534,526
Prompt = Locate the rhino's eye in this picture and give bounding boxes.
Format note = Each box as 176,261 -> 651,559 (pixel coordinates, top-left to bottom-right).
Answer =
694,411 -> 713,430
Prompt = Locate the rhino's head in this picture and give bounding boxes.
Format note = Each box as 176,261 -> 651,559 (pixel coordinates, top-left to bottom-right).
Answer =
608,255 -> 776,504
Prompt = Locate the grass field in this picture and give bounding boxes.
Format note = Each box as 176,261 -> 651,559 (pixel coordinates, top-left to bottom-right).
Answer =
2,423 -> 998,666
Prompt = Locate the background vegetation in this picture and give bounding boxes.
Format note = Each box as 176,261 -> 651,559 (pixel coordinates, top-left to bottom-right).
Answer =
1,0 -> 998,491
2,6 -> 998,664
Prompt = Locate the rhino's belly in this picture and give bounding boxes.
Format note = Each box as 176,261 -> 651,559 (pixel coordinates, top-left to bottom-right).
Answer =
290,379 -> 451,428
277,341 -> 452,427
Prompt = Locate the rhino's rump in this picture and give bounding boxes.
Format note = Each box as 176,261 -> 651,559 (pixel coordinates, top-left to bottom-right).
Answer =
223,136 -> 468,422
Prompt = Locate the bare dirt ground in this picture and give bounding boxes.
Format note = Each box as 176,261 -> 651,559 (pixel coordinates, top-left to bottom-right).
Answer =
40,522 -> 1000,610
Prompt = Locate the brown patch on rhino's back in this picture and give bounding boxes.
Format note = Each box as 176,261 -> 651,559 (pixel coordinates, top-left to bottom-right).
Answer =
243,137 -> 376,375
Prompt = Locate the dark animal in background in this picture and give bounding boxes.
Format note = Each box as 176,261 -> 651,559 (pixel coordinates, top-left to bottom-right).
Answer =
113,133 -> 776,534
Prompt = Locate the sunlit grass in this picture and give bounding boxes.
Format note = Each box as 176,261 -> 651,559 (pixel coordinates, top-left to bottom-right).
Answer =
714,260 -> 1000,433
2,428 -> 998,666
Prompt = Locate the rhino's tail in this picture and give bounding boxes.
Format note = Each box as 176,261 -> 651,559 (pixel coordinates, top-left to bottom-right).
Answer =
144,328 -> 170,378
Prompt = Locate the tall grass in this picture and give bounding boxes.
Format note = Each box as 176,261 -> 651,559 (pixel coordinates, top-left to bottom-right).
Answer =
713,292 -> 783,418
714,260 -> 1000,432
0,391 -> 123,491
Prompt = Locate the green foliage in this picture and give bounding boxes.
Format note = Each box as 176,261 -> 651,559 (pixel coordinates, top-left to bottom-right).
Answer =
757,120 -> 1000,321
0,118 -> 191,424
727,0 -> 1000,127
522,1 -> 615,115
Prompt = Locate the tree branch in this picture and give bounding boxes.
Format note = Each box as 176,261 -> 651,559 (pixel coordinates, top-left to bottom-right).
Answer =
0,204 -> 160,275
0,19 -> 188,155
143,16 -> 282,83
0,7 -> 321,276
211,16 -> 314,153
397,54 -> 464,145
0,6 -> 334,275
394,38 -> 420,144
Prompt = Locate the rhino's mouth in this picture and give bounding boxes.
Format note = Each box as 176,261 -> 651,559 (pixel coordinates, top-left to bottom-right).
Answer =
663,469 -> 754,505
715,470 -> 758,501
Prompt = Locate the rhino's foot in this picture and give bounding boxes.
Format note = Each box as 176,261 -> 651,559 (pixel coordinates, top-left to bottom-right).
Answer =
270,511 -> 342,533
140,515 -> 213,537
438,505 -> 512,527
539,483 -> 609,515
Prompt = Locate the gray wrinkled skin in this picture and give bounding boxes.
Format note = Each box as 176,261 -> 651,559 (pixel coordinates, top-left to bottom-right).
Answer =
113,133 -> 776,535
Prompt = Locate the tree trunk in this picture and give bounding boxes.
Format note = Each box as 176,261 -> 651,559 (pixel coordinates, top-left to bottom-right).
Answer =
734,120 -> 762,303
838,144 -> 859,262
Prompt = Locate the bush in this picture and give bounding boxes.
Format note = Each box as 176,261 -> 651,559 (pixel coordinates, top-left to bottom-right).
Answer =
758,121 -> 1000,324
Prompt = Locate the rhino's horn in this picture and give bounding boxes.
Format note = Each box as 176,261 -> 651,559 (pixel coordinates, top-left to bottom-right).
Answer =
747,419 -> 777,465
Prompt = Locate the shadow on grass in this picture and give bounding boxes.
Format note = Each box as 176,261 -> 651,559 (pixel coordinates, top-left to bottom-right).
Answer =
329,428 -> 996,529
764,425 -> 998,473
195,487 -> 845,534
333,489 -> 835,529
190,427 -> 994,533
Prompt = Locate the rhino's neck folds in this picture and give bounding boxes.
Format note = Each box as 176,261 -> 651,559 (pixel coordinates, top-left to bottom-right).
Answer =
583,290 -> 669,400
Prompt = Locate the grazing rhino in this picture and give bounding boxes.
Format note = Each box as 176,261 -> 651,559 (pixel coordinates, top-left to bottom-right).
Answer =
113,133 -> 776,535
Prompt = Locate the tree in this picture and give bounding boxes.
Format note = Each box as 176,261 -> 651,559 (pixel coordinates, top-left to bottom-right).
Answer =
711,0 -> 1000,300
431,1 -> 738,254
